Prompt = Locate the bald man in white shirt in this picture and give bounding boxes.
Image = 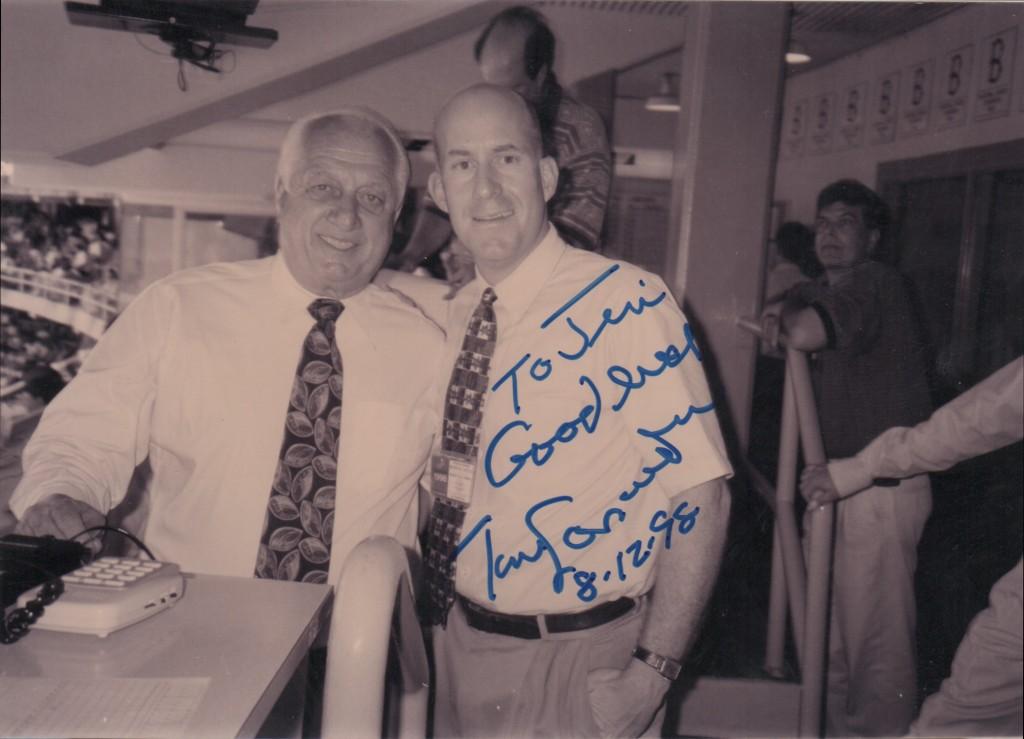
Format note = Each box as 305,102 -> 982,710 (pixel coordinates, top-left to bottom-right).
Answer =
421,84 -> 732,738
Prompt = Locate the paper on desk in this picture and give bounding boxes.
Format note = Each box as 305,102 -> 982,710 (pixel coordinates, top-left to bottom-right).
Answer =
0,676 -> 209,738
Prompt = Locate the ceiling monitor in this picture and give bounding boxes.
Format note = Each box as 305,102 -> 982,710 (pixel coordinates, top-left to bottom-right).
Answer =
64,0 -> 278,49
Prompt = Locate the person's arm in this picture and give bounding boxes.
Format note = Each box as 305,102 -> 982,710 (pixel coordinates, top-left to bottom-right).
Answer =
548,104 -> 611,251
778,299 -> 829,351
586,273 -> 733,736
771,268 -> 882,354
587,477 -> 730,736
802,356 -> 1024,505
759,281 -> 828,351
11,284 -> 166,548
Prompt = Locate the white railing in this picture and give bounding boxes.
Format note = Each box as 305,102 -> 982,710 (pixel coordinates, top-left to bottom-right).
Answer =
0,267 -> 120,338
739,316 -> 834,736
672,320 -> 835,738
322,536 -> 429,739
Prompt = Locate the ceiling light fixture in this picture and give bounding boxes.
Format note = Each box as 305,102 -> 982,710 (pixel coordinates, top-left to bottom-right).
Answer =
785,40 -> 812,65
645,72 -> 680,113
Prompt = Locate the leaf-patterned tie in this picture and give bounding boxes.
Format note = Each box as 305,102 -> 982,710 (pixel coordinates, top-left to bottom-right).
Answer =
423,287 -> 497,626
255,298 -> 344,583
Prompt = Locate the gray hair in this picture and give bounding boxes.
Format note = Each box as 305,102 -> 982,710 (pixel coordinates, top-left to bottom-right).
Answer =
276,106 -> 410,206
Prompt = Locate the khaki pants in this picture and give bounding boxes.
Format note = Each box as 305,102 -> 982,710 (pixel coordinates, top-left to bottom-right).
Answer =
911,559 -> 1023,737
431,597 -> 663,738
820,475 -> 932,737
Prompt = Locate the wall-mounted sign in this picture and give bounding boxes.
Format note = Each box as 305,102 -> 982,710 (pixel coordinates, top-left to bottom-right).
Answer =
782,98 -> 808,159
975,26 -> 1017,120
809,92 -> 835,155
900,59 -> 933,137
936,44 -> 974,131
870,71 -> 900,144
836,82 -> 868,151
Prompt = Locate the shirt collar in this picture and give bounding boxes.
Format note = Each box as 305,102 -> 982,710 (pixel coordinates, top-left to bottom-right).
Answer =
270,252 -> 372,318
271,253 -> 317,316
462,224 -> 566,325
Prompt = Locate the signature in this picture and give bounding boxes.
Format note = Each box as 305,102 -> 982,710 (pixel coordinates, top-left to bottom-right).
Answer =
456,264 -> 717,603
607,323 -> 701,412
485,374 -> 601,488
574,499 -> 700,602
460,404 -> 713,603
489,268 -> 669,417
456,492 -> 701,604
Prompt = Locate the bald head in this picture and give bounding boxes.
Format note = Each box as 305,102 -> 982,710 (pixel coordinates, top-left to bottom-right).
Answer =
474,6 -> 555,103
434,84 -> 543,166
428,84 -> 558,285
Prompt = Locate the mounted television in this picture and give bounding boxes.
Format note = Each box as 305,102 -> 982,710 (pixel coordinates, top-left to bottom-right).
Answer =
65,0 -> 277,49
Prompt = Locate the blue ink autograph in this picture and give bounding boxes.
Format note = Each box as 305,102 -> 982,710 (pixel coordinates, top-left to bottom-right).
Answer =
540,265 -> 621,330
619,402 -> 716,502
455,496 -> 575,601
554,281 -> 667,362
452,264 -> 719,604
459,403 -> 714,603
489,270 -> 672,416
607,323 -> 702,412
485,374 -> 602,488
574,500 -> 700,602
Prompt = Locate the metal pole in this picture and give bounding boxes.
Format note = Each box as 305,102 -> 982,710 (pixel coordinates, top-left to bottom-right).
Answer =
734,316 -> 808,676
764,524 -> 788,677
768,364 -> 808,669
787,349 -> 833,738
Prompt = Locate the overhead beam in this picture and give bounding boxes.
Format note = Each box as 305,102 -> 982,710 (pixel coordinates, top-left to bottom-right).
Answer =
59,0 -> 508,166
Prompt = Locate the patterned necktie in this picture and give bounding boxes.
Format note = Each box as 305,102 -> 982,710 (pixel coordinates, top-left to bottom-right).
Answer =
423,287 -> 498,626
255,298 -> 344,584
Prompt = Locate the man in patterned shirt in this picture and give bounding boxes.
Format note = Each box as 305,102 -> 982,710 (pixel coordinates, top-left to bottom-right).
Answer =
397,6 -> 612,282
474,5 -> 612,251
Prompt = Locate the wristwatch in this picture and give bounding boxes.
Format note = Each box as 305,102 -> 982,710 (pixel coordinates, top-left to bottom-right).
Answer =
632,646 -> 682,681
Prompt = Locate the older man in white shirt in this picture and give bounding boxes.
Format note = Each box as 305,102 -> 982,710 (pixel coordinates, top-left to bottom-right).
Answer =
11,107 -> 443,583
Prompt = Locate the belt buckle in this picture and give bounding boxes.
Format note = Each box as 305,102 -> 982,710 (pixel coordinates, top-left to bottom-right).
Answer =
536,613 -> 552,639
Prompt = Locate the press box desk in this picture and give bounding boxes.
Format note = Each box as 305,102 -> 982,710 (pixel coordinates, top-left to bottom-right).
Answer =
1,573 -> 332,737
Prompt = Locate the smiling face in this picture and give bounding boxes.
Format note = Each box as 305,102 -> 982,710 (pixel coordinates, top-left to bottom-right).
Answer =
814,200 -> 877,278
428,86 -> 557,285
276,118 -> 400,299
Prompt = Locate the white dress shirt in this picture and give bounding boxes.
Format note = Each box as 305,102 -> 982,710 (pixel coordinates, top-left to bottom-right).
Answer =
11,255 -> 444,580
438,228 -> 732,614
828,356 -> 1023,495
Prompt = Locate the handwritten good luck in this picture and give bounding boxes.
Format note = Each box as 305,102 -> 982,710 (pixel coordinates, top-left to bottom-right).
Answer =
454,264 -> 714,604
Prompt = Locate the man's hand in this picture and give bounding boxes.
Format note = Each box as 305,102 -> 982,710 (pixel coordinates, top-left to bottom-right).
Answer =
587,659 -> 669,737
800,464 -> 842,507
15,494 -> 106,554
760,309 -> 782,352
440,239 -> 476,297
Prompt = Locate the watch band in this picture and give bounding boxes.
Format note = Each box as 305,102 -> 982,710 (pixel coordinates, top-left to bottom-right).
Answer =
632,646 -> 682,681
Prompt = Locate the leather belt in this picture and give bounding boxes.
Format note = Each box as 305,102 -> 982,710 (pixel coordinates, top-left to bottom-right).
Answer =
457,595 -> 635,639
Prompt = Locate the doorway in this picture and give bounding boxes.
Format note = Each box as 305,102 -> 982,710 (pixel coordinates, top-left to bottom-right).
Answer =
878,137 -> 1024,701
